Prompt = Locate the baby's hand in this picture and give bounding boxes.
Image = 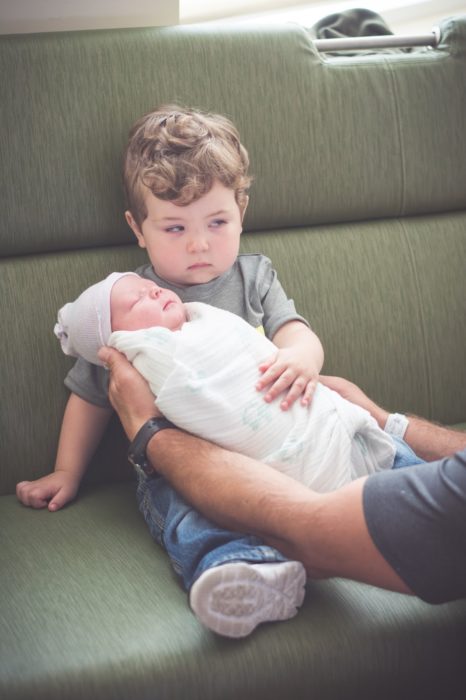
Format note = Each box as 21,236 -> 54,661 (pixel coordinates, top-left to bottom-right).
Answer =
16,471 -> 80,512
256,348 -> 319,410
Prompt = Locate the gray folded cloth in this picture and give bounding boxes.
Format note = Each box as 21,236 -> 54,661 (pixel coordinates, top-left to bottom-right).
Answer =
310,7 -> 413,55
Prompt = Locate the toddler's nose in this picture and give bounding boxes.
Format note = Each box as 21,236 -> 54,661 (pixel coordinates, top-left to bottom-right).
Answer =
187,235 -> 209,253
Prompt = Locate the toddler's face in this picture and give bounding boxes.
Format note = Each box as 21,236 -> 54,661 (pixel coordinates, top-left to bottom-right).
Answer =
110,276 -> 186,332
127,181 -> 245,286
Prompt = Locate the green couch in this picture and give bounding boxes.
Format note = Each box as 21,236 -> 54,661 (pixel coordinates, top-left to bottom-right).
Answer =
1,16 -> 465,700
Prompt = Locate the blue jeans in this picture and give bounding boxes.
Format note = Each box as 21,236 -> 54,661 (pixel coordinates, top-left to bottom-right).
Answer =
391,435 -> 425,468
135,467 -> 288,591
135,437 -> 423,591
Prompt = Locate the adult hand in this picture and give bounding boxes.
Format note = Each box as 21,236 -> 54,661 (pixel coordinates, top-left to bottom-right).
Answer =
98,346 -> 160,440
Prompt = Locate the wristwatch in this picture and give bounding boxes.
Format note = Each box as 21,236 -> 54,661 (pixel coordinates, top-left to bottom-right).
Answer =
127,417 -> 176,475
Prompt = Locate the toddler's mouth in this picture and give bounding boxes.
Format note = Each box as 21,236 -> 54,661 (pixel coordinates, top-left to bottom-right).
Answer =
188,262 -> 211,269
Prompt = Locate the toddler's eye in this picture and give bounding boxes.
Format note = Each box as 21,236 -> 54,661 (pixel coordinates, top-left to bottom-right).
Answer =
166,225 -> 184,233
211,219 -> 226,228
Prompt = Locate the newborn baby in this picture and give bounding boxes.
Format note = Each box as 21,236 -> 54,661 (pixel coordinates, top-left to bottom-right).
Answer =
55,272 -> 397,492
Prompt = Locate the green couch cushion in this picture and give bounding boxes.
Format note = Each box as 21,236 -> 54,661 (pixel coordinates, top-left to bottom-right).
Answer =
1,482 -> 465,700
241,212 -> 466,427
1,18 -> 466,257
3,212 -> 465,493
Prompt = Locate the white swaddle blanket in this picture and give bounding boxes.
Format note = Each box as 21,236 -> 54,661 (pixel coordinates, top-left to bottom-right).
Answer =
110,302 -> 395,492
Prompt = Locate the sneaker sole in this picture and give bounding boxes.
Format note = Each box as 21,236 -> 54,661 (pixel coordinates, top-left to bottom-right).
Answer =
190,561 -> 306,638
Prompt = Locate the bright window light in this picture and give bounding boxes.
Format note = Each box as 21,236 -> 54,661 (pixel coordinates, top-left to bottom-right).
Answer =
180,1 -> 466,34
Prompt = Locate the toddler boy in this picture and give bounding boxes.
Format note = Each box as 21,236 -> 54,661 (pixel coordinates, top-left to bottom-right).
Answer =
18,105 -> 327,638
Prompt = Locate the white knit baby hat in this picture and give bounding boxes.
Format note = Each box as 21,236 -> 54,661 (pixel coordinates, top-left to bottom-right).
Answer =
54,272 -> 139,366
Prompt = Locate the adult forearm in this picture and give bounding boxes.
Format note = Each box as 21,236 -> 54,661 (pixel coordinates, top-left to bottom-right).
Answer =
364,406 -> 466,461
320,376 -> 466,461
146,429 -> 410,594
403,416 -> 466,461
146,429 -> 307,544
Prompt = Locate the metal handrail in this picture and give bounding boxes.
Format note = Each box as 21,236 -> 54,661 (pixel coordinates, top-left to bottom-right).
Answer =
313,27 -> 440,52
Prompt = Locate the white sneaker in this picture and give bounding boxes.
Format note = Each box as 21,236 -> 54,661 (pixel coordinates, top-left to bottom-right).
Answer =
189,560 -> 306,638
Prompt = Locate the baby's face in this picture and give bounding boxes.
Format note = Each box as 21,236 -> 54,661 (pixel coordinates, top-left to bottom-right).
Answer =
111,276 -> 186,332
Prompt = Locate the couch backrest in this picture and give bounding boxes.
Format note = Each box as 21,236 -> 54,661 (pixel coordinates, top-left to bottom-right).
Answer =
1,18 -> 466,494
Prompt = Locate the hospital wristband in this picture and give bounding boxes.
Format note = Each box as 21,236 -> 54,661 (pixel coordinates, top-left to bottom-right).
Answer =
384,412 -> 409,439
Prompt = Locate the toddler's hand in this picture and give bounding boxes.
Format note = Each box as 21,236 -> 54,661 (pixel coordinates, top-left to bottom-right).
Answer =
16,470 -> 80,512
256,348 -> 319,410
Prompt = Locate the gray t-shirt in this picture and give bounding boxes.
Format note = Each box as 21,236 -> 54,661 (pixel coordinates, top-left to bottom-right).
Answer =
363,448 -> 466,603
64,254 -> 308,408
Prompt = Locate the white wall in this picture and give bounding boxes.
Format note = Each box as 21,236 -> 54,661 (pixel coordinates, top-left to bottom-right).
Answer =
0,0 -> 179,35
1,0 -> 464,36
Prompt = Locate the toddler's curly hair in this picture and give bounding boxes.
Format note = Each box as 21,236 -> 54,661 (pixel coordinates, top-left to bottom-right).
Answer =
123,105 -> 252,227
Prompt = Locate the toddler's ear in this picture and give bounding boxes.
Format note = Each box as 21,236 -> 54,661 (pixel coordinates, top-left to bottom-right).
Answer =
125,210 -> 146,248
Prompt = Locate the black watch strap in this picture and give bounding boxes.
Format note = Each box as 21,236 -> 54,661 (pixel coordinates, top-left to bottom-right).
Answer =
127,417 -> 176,475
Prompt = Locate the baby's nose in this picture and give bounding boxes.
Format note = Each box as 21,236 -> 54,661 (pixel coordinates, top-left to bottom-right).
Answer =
149,286 -> 162,298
